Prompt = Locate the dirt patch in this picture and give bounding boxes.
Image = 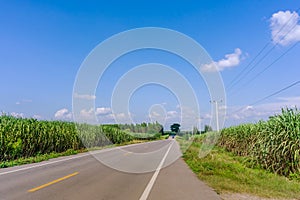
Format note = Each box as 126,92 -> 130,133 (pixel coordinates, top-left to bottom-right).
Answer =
220,193 -> 298,200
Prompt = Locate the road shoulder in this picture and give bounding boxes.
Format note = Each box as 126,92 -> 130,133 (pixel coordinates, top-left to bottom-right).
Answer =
148,157 -> 221,200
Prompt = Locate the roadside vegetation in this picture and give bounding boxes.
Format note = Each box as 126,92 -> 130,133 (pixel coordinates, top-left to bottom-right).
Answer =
0,115 -> 164,167
178,107 -> 300,199
179,136 -> 300,199
219,107 -> 300,178
0,149 -> 83,168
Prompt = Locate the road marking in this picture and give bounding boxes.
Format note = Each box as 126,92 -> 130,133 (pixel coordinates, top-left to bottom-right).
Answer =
0,154 -> 90,176
28,172 -> 79,192
139,141 -> 174,200
0,144 -> 135,176
0,140 -> 169,176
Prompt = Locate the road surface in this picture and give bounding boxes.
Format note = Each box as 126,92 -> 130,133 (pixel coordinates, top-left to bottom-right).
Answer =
0,139 -> 220,200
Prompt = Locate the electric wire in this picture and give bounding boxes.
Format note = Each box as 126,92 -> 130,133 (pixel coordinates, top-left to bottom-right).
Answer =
227,8 -> 300,92
228,80 -> 300,116
229,41 -> 299,96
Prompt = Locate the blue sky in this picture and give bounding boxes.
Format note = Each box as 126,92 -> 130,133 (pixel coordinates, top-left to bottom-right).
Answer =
1,0 -> 300,130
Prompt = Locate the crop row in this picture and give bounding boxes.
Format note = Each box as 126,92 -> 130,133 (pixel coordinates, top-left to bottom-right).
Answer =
0,115 -> 133,161
218,108 -> 300,176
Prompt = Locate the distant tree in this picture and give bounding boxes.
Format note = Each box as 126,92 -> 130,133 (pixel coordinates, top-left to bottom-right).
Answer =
170,123 -> 180,133
141,122 -> 147,127
159,126 -> 164,135
118,122 -> 163,134
204,124 -> 213,133
193,126 -> 200,135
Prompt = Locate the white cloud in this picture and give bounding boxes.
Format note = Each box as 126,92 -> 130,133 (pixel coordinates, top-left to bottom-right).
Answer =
226,96 -> 300,122
149,111 -> 166,125
11,112 -> 24,118
115,113 -> 128,119
33,114 -> 42,119
165,106 -> 207,130
16,99 -> 32,105
150,111 -> 161,117
227,105 -> 269,121
109,112 -> 132,124
245,105 -> 254,111
276,96 -> 300,103
55,108 -> 72,120
202,48 -> 242,72
166,110 -> 178,118
79,108 -> 94,119
148,104 -> 168,126
96,107 -> 111,115
270,10 -> 300,46
258,96 -> 300,113
80,107 -> 112,118
76,107 -> 131,123
74,93 -> 96,100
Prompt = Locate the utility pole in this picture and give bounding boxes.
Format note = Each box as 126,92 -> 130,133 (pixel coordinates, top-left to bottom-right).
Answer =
196,116 -> 203,134
210,100 -> 222,132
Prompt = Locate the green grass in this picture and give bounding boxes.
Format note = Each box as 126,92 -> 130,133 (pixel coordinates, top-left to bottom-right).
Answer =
0,149 -> 84,168
128,132 -> 162,140
0,115 -> 167,167
219,108 -> 300,177
178,135 -> 300,199
0,139 -> 155,168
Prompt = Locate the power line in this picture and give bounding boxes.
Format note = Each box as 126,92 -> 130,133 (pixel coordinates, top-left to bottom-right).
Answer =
228,44 -> 277,91
229,22 -> 299,92
227,43 -> 269,89
227,8 -> 300,92
251,80 -> 300,106
229,80 -> 300,115
229,41 -> 299,97
249,42 -> 299,82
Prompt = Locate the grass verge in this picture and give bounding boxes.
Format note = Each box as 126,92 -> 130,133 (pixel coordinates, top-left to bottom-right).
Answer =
177,135 -> 300,199
0,138 -> 161,168
0,149 -> 85,168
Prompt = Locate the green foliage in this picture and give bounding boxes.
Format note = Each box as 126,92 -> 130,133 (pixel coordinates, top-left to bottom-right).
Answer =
119,122 -> 163,135
203,125 -> 213,133
219,107 -> 300,177
170,123 -> 180,133
179,135 -> 300,199
193,126 -> 200,135
0,149 -> 83,168
130,132 -> 162,140
0,115 -> 133,162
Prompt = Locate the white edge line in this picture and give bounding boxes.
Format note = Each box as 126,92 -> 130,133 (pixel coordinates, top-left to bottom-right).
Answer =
139,140 -> 174,200
0,153 -> 91,176
0,140 -> 170,176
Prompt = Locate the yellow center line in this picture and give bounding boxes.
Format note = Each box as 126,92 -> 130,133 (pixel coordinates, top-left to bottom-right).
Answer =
28,172 -> 79,192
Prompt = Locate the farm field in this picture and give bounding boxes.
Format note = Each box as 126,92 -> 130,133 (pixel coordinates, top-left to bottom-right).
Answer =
1,1 -> 300,199
179,108 -> 300,199
0,115 -> 164,167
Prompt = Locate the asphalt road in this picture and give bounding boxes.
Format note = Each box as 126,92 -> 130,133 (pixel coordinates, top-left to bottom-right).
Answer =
0,139 -> 220,200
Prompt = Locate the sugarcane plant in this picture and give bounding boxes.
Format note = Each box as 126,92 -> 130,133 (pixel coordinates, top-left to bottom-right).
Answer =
218,107 -> 300,177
